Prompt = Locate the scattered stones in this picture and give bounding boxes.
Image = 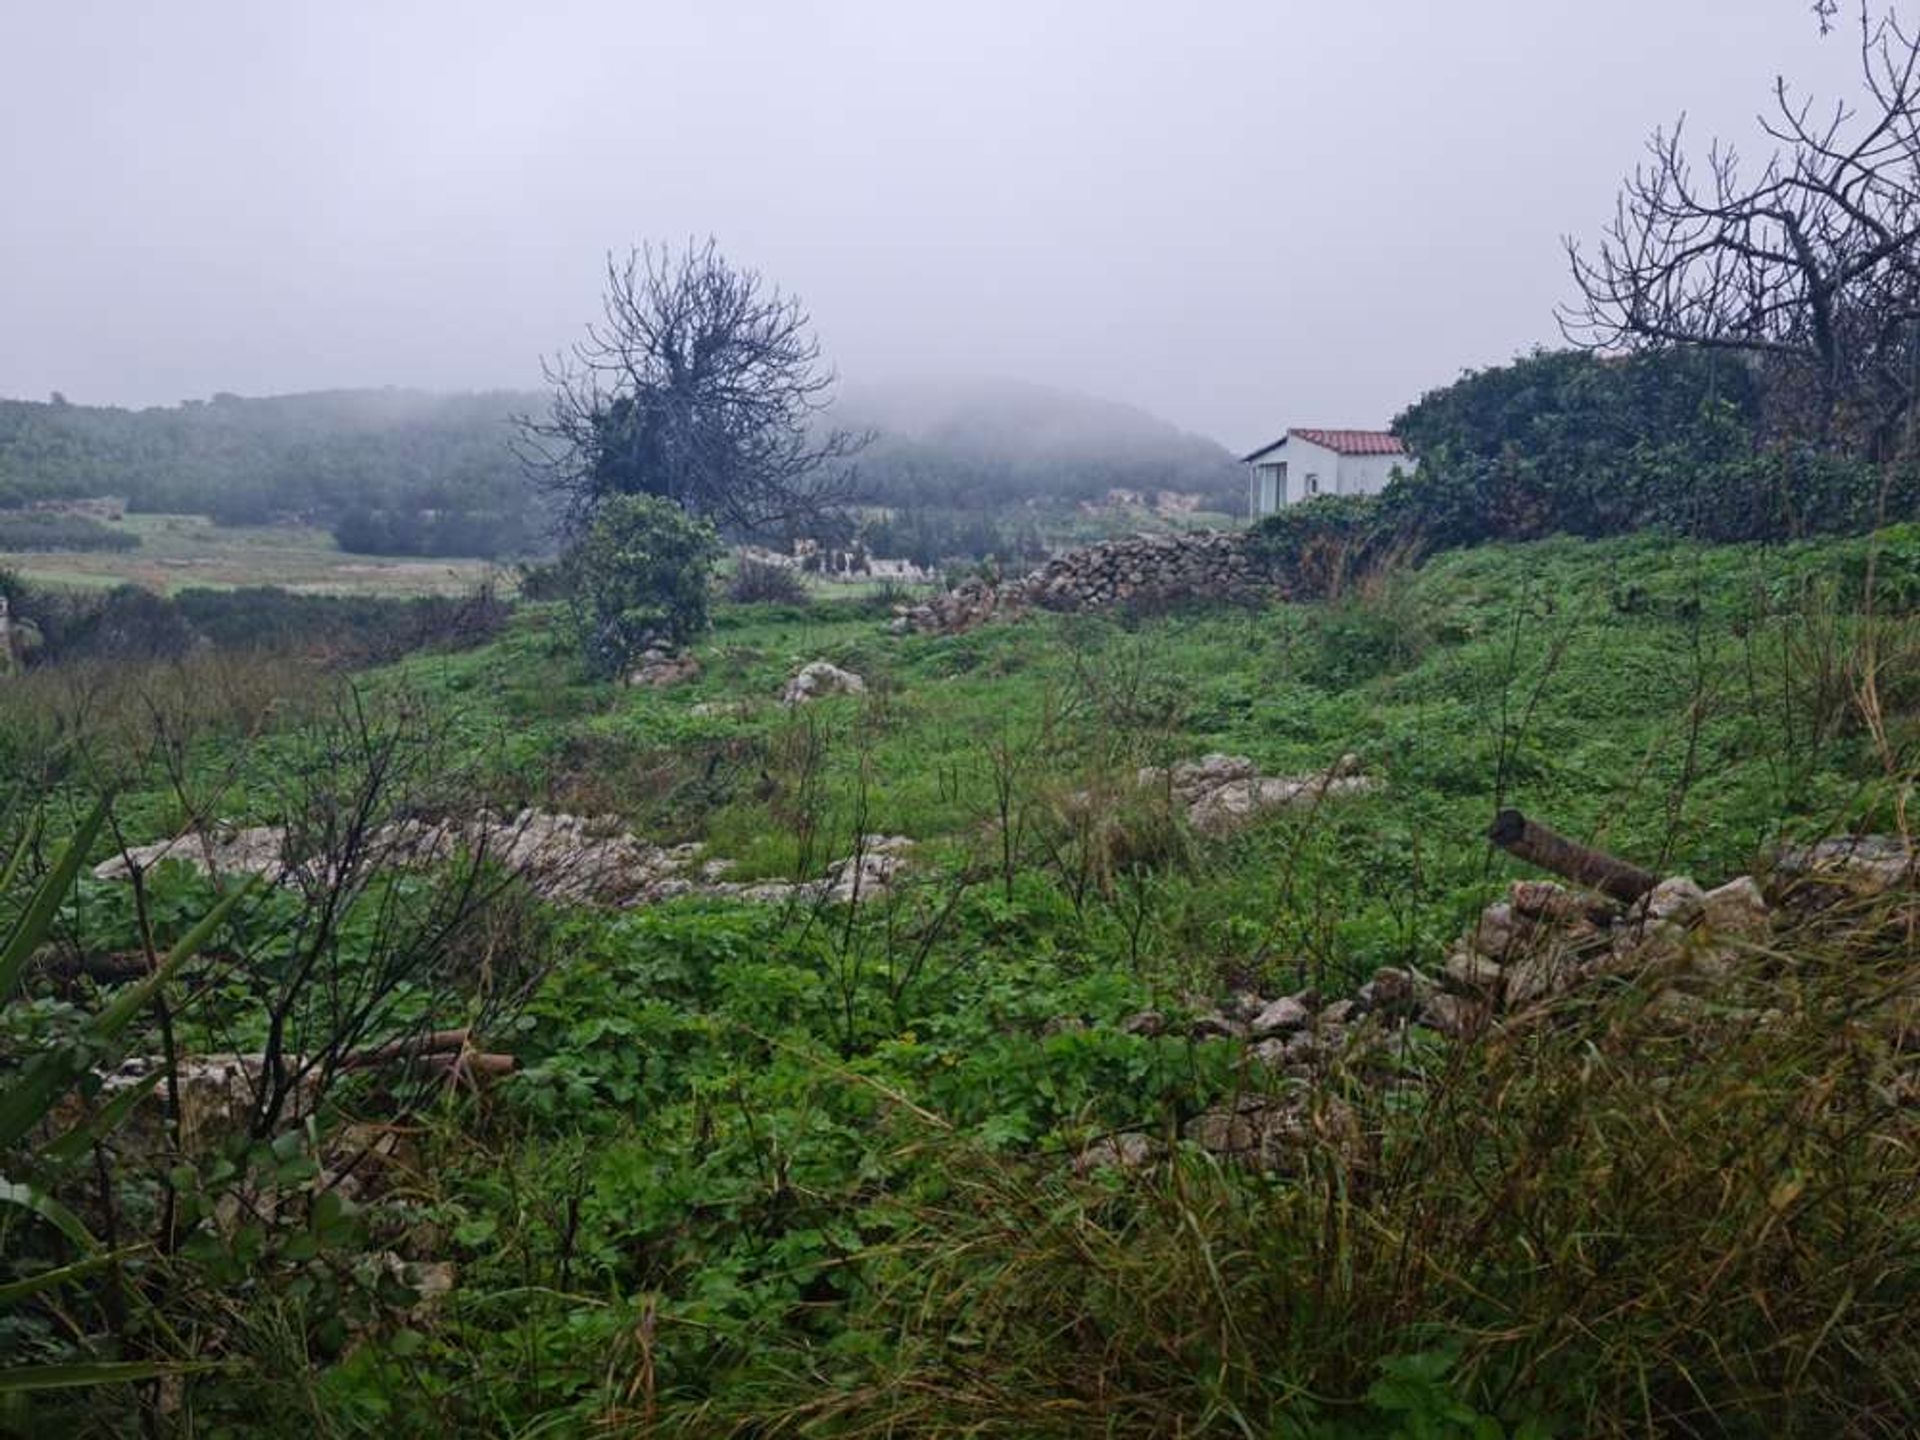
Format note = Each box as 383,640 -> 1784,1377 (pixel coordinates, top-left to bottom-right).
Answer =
1057,837 -> 1912,1180
1222,990 -> 1268,1024
1360,966 -> 1430,1016
1700,875 -> 1769,938
1141,752 -> 1380,836
781,661 -> 867,704
1182,1092 -> 1359,1172
1775,834 -> 1916,900
1188,1013 -> 1250,1042
1471,902 -> 1520,960
1420,991 -> 1490,1039
1444,950 -> 1505,994
1249,1036 -> 1293,1068
819,835 -> 914,904
94,810 -> 911,914
1504,951 -> 1582,1007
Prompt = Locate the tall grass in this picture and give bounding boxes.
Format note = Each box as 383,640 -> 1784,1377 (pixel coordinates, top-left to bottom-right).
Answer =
673,884 -> 1918,1438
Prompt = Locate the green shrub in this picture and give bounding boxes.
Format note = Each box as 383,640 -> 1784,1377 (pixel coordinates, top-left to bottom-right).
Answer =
725,554 -> 810,606
565,496 -> 722,675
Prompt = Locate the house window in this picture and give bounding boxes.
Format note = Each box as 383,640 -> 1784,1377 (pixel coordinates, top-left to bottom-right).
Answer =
1304,473 -> 1320,496
1256,462 -> 1285,512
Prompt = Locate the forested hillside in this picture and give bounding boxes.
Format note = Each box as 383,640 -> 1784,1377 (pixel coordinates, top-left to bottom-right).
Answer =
838,376 -> 1243,510
0,379 -> 1244,564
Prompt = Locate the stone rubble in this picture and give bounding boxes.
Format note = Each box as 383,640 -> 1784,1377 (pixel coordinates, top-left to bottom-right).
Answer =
1139,752 -> 1380,835
1077,835 -> 1916,1177
93,810 -> 914,912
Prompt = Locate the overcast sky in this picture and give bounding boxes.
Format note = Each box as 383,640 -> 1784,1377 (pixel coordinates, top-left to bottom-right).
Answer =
0,2 -> 1870,450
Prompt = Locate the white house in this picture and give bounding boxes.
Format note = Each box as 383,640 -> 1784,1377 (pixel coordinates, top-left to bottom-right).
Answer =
1242,428 -> 1412,518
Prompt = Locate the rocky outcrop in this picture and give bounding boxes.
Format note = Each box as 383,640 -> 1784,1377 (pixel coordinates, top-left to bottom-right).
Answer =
782,661 -> 867,704
1140,753 -> 1378,835
894,530 -> 1274,634
93,810 -> 914,912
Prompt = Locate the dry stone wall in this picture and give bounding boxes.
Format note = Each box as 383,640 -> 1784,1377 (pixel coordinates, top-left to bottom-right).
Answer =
894,529 -> 1272,634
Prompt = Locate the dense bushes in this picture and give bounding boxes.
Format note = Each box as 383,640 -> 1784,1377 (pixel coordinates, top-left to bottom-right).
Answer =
1255,349 -> 1920,581
1388,347 -> 1918,547
174,586 -> 510,663
0,511 -> 140,552
565,495 -> 722,675
859,505 -> 1050,567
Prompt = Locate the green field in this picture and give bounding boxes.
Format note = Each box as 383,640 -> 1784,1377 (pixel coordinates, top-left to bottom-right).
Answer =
3,528 -> 1915,1436
0,511 -> 503,595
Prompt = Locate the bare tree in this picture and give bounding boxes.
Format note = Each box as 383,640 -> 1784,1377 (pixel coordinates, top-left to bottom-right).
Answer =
517,239 -> 869,534
1561,3 -> 1920,455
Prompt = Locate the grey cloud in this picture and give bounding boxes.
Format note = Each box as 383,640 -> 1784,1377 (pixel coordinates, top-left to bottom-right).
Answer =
0,1 -> 1868,447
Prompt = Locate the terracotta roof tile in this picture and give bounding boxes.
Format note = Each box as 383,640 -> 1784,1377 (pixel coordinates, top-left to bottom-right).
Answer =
1240,428 -> 1408,462
1286,428 -> 1407,456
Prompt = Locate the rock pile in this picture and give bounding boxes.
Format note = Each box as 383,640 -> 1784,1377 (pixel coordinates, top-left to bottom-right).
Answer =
893,530 -> 1272,635
93,810 -> 914,912
1140,753 -> 1378,835
1079,835 -> 1915,1176
781,660 -> 867,704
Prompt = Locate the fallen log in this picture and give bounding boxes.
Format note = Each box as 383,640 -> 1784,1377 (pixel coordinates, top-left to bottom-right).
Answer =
1487,809 -> 1657,905
419,1051 -> 516,1079
338,1029 -> 516,1089
340,1028 -> 472,1070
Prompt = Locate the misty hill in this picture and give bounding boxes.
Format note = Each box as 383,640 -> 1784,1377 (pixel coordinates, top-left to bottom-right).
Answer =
0,379 -> 1240,560
838,376 -> 1242,510
0,388 -> 540,556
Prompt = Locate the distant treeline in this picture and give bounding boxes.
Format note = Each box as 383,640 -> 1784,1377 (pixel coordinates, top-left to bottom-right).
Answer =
0,389 -> 543,558
0,381 -> 1246,562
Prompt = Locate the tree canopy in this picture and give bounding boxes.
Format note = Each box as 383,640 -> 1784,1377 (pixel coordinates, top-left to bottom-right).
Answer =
517,241 -> 868,536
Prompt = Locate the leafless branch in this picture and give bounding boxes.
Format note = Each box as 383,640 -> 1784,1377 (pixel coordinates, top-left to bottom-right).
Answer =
1561,3 -> 1920,455
515,238 -> 870,537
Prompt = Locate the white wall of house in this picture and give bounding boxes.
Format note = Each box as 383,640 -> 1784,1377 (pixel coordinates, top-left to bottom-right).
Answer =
1332,451 -> 1409,499
1245,436 -> 1414,518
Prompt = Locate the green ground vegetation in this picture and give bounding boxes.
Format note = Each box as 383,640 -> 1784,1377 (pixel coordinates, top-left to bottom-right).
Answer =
1,527 -> 1916,1437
